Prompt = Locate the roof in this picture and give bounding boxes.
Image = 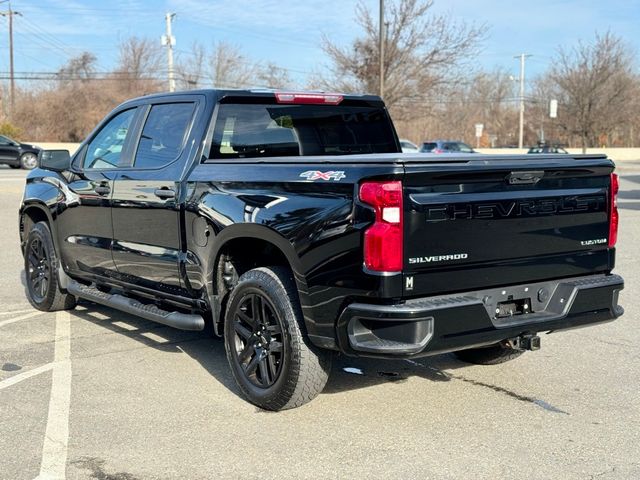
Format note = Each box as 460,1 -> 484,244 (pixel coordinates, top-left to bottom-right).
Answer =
121,88 -> 384,107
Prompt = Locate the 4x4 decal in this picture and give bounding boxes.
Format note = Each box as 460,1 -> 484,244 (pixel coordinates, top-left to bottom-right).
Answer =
299,170 -> 346,181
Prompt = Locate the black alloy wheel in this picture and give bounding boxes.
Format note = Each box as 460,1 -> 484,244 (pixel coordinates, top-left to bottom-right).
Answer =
27,236 -> 50,303
230,290 -> 285,388
223,266 -> 331,410
24,221 -> 76,311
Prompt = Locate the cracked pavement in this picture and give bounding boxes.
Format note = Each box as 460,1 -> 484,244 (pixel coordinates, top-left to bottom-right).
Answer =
1,165 -> 639,479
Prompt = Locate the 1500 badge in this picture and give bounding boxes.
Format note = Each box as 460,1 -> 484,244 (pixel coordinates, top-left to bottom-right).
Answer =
581,238 -> 607,246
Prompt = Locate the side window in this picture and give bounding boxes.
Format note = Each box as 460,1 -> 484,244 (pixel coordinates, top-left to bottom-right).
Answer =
84,108 -> 137,169
134,103 -> 195,169
0,135 -> 11,145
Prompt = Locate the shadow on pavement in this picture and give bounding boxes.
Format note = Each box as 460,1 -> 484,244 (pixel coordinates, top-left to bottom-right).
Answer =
67,301 -> 472,402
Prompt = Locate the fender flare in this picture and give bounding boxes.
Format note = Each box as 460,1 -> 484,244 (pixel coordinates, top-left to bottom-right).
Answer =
204,223 -> 315,335
19,200 -> 73,290
19,200 -> 58,251
208,224 -> 308,294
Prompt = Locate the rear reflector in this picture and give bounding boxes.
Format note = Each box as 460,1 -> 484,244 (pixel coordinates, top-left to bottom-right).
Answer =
359,181 -> 403,272
275,92 -> 343,105
609,173 -> 619,247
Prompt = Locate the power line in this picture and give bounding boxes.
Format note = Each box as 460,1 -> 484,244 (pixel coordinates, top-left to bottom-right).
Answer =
18,17 -> 79,57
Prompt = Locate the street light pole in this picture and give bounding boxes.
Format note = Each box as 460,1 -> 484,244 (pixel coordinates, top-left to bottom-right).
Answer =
379,0 -> 384,99
0,1 -> 21,116
163,13 -> 176,92
515,53 -> 532,149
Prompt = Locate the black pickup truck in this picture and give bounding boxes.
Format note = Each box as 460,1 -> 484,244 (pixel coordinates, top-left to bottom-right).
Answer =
20,90 -> 623,410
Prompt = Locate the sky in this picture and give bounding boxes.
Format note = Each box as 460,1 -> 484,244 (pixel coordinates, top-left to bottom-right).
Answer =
2,0 -> 639,88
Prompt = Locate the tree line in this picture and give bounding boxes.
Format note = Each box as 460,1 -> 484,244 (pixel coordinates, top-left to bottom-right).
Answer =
2,0 -> 638,151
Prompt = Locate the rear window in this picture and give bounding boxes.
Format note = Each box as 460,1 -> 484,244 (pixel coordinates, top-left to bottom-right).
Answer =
420,142 -> 437,152
209,103 -> 398,159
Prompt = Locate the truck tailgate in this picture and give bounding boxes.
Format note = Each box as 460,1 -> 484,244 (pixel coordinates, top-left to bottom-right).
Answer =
402,156 -> 615,297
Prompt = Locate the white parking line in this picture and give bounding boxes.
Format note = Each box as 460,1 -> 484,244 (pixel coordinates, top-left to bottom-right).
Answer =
0,309 -> 36,317
0,311 -> 42,328
35,310 -> 72,480
0,362 -> 54,391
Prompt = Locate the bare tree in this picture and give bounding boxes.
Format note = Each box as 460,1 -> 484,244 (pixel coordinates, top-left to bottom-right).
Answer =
318,0 -> 486,119
549,32 -> 637,152
393,69 -> 518,146
208,41 -> 258,88
57,52 -> 97,82
257,62 -> 292,89
176,42 -> 207,89
114,37 -> 163,94
177,42 -> 294,90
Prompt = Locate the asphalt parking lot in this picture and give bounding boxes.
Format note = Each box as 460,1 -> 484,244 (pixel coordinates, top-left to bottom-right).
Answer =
1,164 -> 639,480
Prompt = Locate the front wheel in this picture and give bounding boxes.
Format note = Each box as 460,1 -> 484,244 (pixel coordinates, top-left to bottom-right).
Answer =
20,152 -> 38,169
24,221 -> 76,311
224,266 -> 331,410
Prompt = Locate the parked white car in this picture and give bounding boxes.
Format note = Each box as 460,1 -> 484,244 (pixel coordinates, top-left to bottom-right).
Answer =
399,138 -> 419,153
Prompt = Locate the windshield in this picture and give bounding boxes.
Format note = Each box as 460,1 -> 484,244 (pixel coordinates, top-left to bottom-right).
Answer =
209,103 -> 399,158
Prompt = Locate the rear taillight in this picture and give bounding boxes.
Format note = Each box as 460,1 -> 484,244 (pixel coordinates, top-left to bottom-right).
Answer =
609,173 -> 619,247
275,92 -> 343,105
433,148 -> 444,154
359,181 -> 403,272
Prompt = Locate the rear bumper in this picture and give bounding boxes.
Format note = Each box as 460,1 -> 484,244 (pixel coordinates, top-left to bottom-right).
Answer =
335,274 -> 624,358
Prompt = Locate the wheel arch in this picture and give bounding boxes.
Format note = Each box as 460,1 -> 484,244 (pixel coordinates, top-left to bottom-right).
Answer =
20,201 -> 74,292
207,224 -> 311,336
20,201 -> 56,253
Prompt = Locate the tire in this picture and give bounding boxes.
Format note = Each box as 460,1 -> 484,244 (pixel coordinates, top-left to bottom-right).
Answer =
9,164 -> 21,169
24,221 -> 76,312
20,152 -> 38,170
224,266 -> 331,410
454,343 -> 524,365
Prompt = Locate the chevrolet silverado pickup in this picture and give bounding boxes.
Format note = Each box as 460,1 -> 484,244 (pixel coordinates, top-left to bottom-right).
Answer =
19,90 -> 624,410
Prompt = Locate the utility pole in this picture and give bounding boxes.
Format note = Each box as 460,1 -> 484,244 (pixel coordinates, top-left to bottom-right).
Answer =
0,1 -> 21,115
514,53 -> 532,149
162,13 -> 176,92
379,0 -> 384,98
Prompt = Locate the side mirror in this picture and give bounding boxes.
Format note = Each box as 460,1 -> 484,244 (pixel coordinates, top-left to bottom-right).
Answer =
38,150 -> 71,172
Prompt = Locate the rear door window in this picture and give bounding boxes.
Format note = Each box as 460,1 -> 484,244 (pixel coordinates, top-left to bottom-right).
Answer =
421,142 -> 437,152
134,102 -> 195,169
209,103 -> 398,158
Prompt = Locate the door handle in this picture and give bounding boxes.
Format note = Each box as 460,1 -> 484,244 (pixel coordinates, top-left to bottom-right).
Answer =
94,185 -> 111,196
154,188 -> 176,199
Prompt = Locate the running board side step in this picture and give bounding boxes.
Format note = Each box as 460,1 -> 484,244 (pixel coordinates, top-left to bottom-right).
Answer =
67,281 -> 205,331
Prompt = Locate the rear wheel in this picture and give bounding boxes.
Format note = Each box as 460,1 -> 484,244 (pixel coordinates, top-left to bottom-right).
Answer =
454,343 -> 524,365
224,266 -> 331,410
24,222 -> 76,311
20,152 -> 38,170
